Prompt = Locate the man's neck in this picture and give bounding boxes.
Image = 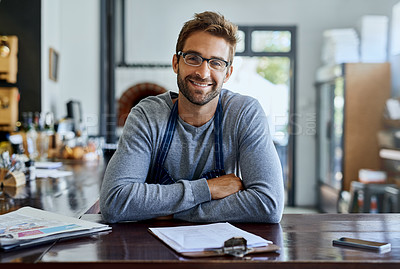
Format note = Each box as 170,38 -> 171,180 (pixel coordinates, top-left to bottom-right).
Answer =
177,96 -> 218,127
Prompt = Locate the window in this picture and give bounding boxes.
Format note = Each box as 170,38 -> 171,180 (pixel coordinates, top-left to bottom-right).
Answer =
226,26 -> 297,205
251,30 -> 291,53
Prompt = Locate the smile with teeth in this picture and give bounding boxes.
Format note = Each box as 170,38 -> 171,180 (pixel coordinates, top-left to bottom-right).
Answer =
190,80 -> 213,87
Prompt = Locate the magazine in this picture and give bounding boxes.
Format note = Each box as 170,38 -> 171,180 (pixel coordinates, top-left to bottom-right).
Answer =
0,207 -> 111,251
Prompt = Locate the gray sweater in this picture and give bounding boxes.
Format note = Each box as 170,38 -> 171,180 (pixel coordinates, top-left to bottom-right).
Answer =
100,89 -> 284,223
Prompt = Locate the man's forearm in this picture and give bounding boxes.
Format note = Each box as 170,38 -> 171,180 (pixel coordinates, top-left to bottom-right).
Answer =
100,171 -> 212,223
173,186 -> 283,223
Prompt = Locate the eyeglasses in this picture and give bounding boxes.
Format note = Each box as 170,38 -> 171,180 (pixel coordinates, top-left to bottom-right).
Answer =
177,51 -> 230,71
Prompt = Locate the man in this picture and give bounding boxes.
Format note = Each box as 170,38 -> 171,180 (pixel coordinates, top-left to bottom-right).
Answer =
100,11 -> 284,223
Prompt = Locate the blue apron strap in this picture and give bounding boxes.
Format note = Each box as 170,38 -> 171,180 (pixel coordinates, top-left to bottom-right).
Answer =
214,97 -> 224,171
153,101 -> 178,182
199,97 -> 225,180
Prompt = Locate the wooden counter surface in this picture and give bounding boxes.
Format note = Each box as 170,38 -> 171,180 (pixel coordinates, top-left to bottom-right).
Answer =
10,214 -> 400,268
1,161 -> 400,268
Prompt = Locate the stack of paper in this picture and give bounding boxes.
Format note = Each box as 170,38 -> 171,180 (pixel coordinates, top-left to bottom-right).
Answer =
358,169 -> 387,184
35,169 -> 73,178
34,161 -> 73,178
35,162 -> 63,169
321,28 -> 360,65
386,98 -> 400,120
0,207 -> 111,251
357,15 -> 388,63
380,148 -> 400,161
149,222 -> 272,254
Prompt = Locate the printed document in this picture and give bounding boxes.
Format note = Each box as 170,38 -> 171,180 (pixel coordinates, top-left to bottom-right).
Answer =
149,222 -> 272,253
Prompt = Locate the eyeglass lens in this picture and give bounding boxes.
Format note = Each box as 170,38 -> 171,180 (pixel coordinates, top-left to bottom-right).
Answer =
183,53 -> 227,71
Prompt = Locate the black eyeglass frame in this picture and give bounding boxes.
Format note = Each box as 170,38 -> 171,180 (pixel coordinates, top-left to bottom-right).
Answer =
177,51 -> 230,71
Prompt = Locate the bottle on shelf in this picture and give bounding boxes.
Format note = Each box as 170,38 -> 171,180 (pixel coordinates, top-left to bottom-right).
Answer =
25,112 -> 38,160
36,112 -> 49,161
370,195 -> 378,214
357,191 -> 364,213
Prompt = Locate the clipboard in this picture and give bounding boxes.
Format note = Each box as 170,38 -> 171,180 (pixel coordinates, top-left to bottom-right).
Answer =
180,240 -> 280,258
148,223 -> 280,258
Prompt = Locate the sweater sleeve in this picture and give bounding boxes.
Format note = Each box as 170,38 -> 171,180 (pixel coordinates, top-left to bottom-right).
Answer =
99,102 -> 212,223
173,99 -> 284,223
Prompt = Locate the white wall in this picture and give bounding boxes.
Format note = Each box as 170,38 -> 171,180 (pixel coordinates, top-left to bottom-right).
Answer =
41,0 -> 100,136
41,0 -> 61,118
119,0 -> 399,206
391,2 -> 400,96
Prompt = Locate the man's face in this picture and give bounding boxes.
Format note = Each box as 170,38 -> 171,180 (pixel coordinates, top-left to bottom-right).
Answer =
173,31 -> 233,106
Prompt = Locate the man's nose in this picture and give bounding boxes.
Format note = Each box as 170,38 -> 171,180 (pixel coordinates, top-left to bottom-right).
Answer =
195,60 -> 211,78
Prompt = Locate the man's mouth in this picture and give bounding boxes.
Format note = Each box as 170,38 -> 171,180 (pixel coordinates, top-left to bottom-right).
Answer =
189,79 -> 214,88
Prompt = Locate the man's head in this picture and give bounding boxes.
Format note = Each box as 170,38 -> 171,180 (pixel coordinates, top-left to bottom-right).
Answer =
176,11 -> 238,63
173,12 -> 238,106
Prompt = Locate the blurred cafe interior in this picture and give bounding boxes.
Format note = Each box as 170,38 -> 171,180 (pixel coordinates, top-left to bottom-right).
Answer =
1,0 -> 400,215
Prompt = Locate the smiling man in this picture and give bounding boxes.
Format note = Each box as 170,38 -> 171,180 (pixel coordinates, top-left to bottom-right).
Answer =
100,11 -> 284,223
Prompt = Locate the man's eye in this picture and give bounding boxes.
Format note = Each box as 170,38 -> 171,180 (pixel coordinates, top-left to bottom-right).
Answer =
186,55 -> 201,63
210,60 -> 224,68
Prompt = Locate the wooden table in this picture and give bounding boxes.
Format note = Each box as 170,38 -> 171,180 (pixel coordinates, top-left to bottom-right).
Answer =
0,160 -> 104,217
1,162 -> 400,268
0,160 -> 105,265
2,213 -> 400,268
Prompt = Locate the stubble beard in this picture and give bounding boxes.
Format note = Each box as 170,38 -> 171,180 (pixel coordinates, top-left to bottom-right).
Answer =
177,69 -> 222,106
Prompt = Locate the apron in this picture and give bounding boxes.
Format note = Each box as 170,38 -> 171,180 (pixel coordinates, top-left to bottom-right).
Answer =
147,97 -> 226,184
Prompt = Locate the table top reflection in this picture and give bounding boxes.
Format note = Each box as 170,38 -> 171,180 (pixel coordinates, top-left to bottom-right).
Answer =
36,214 -> 400,268
0,160 -> 104,217
0,160 -> 105,265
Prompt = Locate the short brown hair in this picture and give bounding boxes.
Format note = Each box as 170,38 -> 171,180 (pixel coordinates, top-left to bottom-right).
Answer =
176,11 -> 238,62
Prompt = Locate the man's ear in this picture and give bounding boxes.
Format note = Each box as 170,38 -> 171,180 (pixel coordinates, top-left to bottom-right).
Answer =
172,54 -> 178,74
223,65 -> 233,83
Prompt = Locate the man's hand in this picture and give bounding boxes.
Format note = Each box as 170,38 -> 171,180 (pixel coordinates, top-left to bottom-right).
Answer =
207,173 -> 244,200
